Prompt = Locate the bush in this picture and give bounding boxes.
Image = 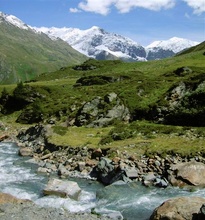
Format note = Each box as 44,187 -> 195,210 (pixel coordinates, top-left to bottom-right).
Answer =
16,99 -> 44,124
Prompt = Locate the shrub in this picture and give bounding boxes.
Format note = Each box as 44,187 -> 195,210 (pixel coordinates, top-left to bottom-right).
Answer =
16,99 -> 44,124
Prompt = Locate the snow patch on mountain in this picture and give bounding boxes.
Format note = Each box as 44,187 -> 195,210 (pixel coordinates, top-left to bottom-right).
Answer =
0,11 -> 30,30
146,37 -> 199,53
35,26 -> 200,61
0,11 -> 201,61
35,26 -> 146,61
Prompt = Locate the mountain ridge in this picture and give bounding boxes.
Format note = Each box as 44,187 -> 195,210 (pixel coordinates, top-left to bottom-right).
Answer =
35,25 -> 200,61
1,11 -> 200,62
35,26 -> 146,61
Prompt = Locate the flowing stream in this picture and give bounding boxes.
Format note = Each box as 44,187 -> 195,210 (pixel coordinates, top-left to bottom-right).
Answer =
1,142 -> 205,220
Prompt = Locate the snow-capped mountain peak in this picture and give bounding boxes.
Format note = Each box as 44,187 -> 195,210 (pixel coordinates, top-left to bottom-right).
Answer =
34,25 -> 146,61
0,11 -> 30,30
1,11 -> 201,61
146,37 -> 199,53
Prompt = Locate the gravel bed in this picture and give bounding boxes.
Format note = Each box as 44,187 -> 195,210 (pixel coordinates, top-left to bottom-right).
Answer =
0,203 -> 110,220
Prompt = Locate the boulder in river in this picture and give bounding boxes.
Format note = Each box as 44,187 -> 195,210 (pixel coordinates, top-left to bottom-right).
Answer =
143,172 -> 168,188
168,161 -> 205,187
43,178 -> 81,200
0,192 -> 32,205
90,157 -> 131,185
150,196 -> 205,220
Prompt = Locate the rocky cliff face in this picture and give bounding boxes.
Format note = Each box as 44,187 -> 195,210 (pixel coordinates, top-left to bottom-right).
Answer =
75,92 -> 131,127
153,72 -> 205,126
146,48 -> 175,60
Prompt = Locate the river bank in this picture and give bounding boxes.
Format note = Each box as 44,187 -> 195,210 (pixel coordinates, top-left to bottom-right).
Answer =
0,192 -> 110,220
13,124 -> 205,188
1,122 -> 205,219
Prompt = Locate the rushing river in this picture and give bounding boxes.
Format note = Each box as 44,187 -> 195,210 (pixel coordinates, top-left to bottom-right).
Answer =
1,142 -> 205,220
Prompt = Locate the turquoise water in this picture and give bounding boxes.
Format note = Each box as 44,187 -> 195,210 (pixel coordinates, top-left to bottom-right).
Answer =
1,142 -> 205,220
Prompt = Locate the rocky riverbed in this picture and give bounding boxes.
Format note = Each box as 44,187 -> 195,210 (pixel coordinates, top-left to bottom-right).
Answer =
13,124 -> 205,188
1,123 -> 205,220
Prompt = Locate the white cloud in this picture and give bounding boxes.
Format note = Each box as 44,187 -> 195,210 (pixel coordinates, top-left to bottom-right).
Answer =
115,0 -> 176,13
78,0 -> 113,15
182,0 -> 205,14
69,8 -> 81,13
78,0 -> 176,15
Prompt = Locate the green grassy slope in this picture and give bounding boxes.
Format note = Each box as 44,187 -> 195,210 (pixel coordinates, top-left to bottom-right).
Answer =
0,44 -> 205,157
0,22 -> 87,84
32,47 -> 205,116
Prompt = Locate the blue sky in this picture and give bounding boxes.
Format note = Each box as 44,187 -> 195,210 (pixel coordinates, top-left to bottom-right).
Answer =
0,0 -> 204,45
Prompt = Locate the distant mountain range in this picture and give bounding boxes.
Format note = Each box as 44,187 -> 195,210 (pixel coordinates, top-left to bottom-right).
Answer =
0,11 -> 201,83
35,26 -> 200,61
0,12 -> 87,84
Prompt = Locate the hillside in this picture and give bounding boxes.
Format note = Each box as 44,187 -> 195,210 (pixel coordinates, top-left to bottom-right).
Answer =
0,13 -> 87,84
0,42 -> 205,157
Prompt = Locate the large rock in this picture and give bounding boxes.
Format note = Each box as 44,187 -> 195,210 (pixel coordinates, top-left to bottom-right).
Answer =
143,173 -> 168,188
150,196 -> 205,220
90,157 -> 131,185
18,147 -> 34,157
0,192 -> 31,205
43,178 -> 81,200
75,93 -> 130,127
168,161 -> 205,187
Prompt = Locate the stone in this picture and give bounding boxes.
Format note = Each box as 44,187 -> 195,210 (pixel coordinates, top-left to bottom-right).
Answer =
78,161 -> 86,172
41,153 -> 52,160
90,157 -> 131,185
154,177 -> 169,188
200,204 -> 205,216
104,92 -> 117,103
37,167 -> 50,174
0,134 -> 9,142
143,172 -> 156,182
75,93 -> 130,128
18,147 -> 33,157
103,210 -> 123,220
168,161 -> 205,187
43,178 -> 81,200
112,157 -> 121,165
143,173 -> 168,188
150,196 -> 205,220
91,148 -> 102,159
58,165 -> 70,177
86,159 -> 97,167
124,167 -> 138,179
44,162 -> 57,172
0,192 -> 31,205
